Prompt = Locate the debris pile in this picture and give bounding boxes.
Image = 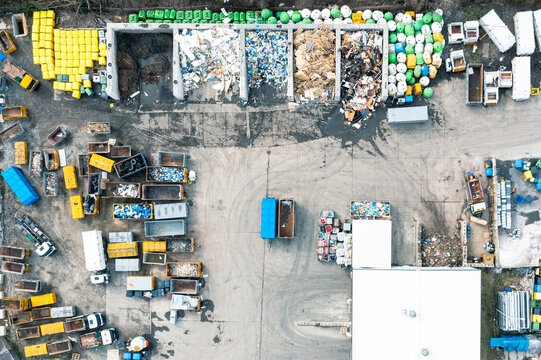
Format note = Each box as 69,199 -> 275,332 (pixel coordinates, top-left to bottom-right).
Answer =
341,30 -> 383,127
114,204 -> 152,219
168,262 -> 199,277
421,232 -> 462,267
30,152 -> 42,176
350,201 -> 390,219
167,239 -> 192,252
147,167 -> 185,183
140,55 -> 170,84
179,28 -> 240,94
83,195 -> 97,214
87,122 -> 110,134
111,184 -> 140,198
293,26 -> 335,102
316,210 -> 352,267
44,173 -> 56,196
246,30 -> 288,90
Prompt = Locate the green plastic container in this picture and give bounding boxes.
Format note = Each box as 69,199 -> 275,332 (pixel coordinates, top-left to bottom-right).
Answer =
146,10 -> 155,19
366,19 -> 375,24
389,53 -> 397,64
280,12 -> 289,23
233,12 -> 240,22
200,19 -> 208,23
405,69 -> 413,81
182,19 -> 190,23
203,10 -> 211,20
129,14 -> 137,23
177,11 -> 184,20
433,42 -> 443,53
164,10 -> 170,19
262,9 -> 272,20
413,20 -> 423,31
389,32 -> 397,43
255,11 -> 262,20
433,13 -> 443,23
292,11 -> 302,23
185,10 -> 193,20
240,12 -> 246,21
424,34 -> 434,44
169,10 -> 176,20
247,11 -> 254,19
331,8 -> 341,19
422,12 -> 433,24
396,22 -> 405,33
416,53 -> 424,65
405,24 -> 414,36
138,11 -> 146,21
407,77 -> 416,85
405,44 -> 414,55
164,19 -> 172,23
302,18 -> 313,24
193,10 -> 201,20
267,16 -> 277,24
174,20 -> 181,23
423,87 -> 433,98
414,65 -> 422,77
146,19 -> 154,23
85,88 -> 94,96
155,10 -> 164,20
219,13 -> 225,21
384,12 -> 393,21
212,13 -> 219,22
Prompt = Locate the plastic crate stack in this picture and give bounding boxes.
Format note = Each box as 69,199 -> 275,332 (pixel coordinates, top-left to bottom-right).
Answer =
533,276 -> 541,331
31,10 -> 55,79
496,179 -> 511,229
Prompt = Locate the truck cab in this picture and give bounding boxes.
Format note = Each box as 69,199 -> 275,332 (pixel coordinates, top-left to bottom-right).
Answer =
36,241 -> 55,257
87,312 -> 105,329
90,273 -> 109,285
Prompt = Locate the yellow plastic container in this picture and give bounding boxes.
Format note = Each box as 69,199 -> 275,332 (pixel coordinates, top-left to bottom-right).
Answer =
99,57 -> 106,66
524,170 -> 533,180
70,195 -> 85,219
414,83 -> 422,96
89,153 -> 114,173
30,293 -> 57,307
142,241 -> 166,253
83,79 -> 91,88
14,142 -> 28,165
62,165 -> 78,190
107,242 -> 139,258
72,90 -> 81,99
40,321 -> 64,335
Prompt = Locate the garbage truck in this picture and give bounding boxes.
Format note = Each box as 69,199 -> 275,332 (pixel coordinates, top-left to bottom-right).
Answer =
14,214 -> 57,257
81,230 -> 108,284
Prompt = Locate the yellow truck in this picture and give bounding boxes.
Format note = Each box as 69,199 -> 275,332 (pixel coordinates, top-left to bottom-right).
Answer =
14,141 -> 28,165
24,343 -> 48,357
62,165 -> 78,190
70,195 -> 85,219
89,153 -> 115,173
31,293 -> 57,308
0,60 -> 39,92
107,242 -> 138,258
142,241 -> 166,253
40,321 -> 65,335
1,106 -> 27,121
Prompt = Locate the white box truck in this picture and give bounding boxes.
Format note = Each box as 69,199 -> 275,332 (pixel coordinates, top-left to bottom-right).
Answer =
82,230 -> 108,284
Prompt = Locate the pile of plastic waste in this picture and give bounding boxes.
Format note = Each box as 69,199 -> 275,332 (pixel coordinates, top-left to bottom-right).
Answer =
114,204 -> 152,219
246,30 -> 288,90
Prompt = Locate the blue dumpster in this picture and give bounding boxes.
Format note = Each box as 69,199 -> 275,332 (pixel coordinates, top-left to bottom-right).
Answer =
1,166 -> 39,205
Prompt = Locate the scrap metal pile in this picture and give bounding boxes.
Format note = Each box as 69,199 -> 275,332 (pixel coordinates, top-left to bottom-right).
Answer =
293,26 -> 335,102
316,210 -> 352,267
246,30 -> 288,91
179,28 -> 240,94
341,30 -> 383,127
421,232 -> 462,267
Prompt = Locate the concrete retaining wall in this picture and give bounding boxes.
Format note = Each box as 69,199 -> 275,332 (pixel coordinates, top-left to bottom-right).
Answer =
106,22 -> 387,103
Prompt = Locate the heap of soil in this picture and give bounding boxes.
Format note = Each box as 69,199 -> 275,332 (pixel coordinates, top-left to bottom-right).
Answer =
140,55 -> 170,84
117,50 -> 138,100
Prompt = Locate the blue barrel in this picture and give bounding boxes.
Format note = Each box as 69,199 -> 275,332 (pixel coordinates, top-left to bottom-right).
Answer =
515,160 -> 523,168
394,42 -> 405,53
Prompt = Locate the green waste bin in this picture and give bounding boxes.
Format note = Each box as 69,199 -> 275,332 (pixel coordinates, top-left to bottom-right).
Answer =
185,10 -> 193,19
164,10 -> 170,19
146,10 -> 155,19
138,11 -> 146,21
203,10 -> 211,20
129,14 -> 137,23
193,10 -> 201,19
177,11 -> 184,20
155,10 -> 164,20
169,10 -> 176,20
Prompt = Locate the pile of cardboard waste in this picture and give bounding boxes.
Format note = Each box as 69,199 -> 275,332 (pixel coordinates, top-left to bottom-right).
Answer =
293,26 -> 335,102
340,30 -> 383,127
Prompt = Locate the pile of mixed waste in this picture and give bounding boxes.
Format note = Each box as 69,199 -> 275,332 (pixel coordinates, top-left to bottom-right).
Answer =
421,232 -> 463,267
246,30 -> 288,90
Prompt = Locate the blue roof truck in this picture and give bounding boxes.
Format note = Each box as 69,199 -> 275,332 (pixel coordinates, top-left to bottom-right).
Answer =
261,198 -> 277,239
1,166 -> 39,205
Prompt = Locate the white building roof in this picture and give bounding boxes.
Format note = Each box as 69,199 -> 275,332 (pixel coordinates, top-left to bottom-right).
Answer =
352,219 -> 392,268
352,267 -> 481,360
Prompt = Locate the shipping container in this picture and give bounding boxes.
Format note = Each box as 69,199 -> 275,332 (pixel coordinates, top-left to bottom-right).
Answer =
70,195 -> 85,219
114,258 -> 141,272
126,276 -> 155,291
62,165 -> 78,190
1,166 -> 39,205
144,219 -> 186,237
89,153 -> 114,173
107,242 -> 138,258
158,151 -> 186,167
31,293 -> 57,307
154,202 -> 188,220
14,141 -> 28,165
40,321 -> 64,335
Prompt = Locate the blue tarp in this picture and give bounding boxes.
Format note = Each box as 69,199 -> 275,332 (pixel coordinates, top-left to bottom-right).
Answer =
490,335 -> 529,352
261,198 -> 277,239
1,166 -> 39,205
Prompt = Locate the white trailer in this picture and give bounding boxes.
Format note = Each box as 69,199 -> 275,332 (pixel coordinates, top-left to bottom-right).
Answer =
82,230 -> 107,272
480,9 -> 516,52
534,10 -> 541,50
512,56 -> 531,101
514,11 -> 535,55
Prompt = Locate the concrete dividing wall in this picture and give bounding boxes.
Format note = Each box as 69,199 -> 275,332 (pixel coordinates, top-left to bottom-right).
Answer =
106,22 -> 387,103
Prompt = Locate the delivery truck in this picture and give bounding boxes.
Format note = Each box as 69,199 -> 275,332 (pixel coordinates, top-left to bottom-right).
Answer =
1,106 -> 27,121
166,262 -> 202,278
104,182 -> 141,198
114,153 -> 147,178
0,297 -> 29,310
82,230 -> 107,280
278,199 -> 295,238
466,63 -> 484,105
170,279 -> 201,295
14,214 -> 57,257
2,261 -> 29,274
64,312 -> 104,333
14,279 -> 41,293
47,339 -> 72,355
0,60 -> 39,91
0,245 -> 29,260
80,328 -> 117,349
17,326 -> 41,340
141,184 -> 184,201
32,306 -> 76,321
144,219 -> 186,237
9,311 -> 33,325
